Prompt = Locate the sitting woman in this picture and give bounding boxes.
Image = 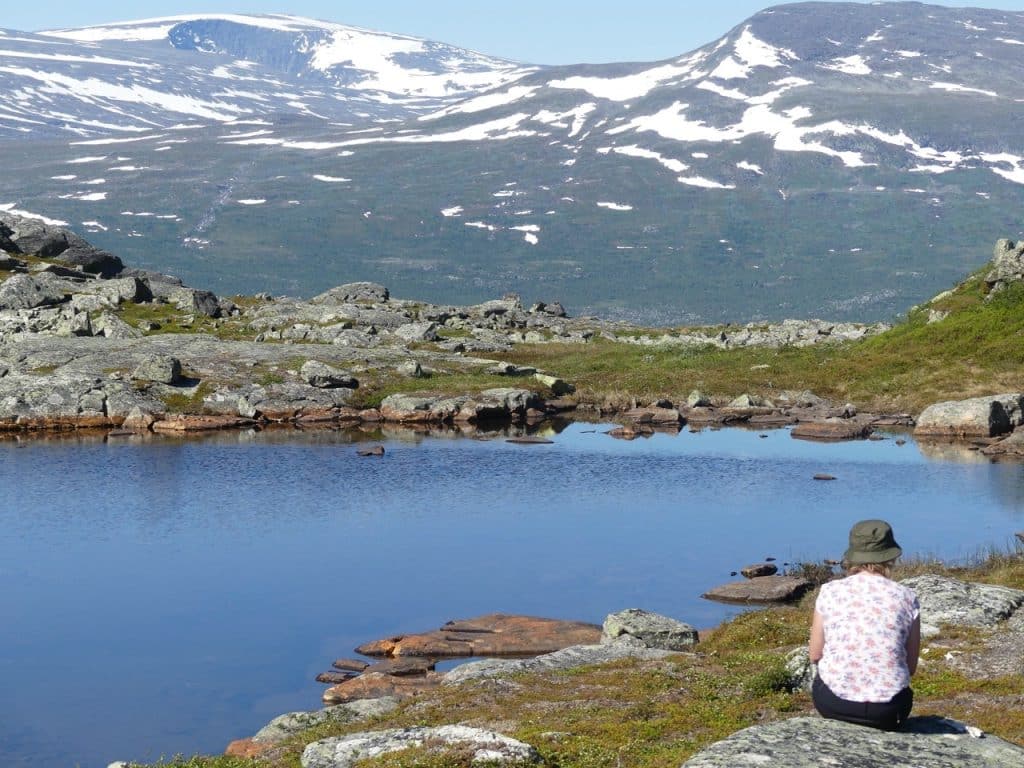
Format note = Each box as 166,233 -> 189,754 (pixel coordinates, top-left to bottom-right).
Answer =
809,519 -> 921,730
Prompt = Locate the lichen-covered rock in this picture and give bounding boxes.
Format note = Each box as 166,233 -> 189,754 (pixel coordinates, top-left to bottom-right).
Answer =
392,321 -> 438,343
784,647 -> 816,693
0,273 -> 70,310
311,282 -> 389,304
131,354 -> 182,385
681,715 -> 1024,768
302,725 -> 538,768
300,360 -> 358,389
443,641 -> 674,685
600,608 -> 698,650
915,395 -> 1024,438
901,574 -> 1024,636
687,390 -> 712,408
252,698 -> 400,744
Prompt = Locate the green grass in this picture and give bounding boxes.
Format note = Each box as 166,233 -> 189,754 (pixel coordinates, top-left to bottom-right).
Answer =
492,272 -> 1024,414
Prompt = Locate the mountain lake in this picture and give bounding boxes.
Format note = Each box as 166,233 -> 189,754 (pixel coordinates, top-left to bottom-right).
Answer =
2,422 -> 1023,767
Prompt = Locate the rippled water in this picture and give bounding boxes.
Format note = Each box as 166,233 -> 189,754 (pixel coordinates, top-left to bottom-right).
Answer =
1,423 -> 1022,767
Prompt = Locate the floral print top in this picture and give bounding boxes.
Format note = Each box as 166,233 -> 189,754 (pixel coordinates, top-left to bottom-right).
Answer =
815,571 -> 919,702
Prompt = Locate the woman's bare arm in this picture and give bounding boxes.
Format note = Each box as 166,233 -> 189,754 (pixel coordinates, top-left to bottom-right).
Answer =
905,615 -> 921,676
809,609 -> 825,663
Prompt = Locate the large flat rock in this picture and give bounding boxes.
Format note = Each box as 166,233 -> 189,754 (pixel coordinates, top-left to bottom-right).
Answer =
355,613 -> 602,658
702,576 -> 812,604
681,715 -> 1024,767
915,394 -> 1024,438
791,420 -> 873,440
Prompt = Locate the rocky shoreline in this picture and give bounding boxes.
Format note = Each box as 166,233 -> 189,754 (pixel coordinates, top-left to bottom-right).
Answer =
202,573 -> 1024,768
6,210 -> 1024,455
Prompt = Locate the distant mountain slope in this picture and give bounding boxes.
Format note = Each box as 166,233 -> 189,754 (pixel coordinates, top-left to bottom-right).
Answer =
2,3 -> 1024,324
0,14 -> 531,137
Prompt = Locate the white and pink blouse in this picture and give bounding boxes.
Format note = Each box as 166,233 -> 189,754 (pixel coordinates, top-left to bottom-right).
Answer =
815,571 -> 920,702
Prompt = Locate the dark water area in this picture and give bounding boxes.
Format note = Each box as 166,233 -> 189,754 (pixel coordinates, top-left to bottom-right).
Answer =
2,423 -> 1023,767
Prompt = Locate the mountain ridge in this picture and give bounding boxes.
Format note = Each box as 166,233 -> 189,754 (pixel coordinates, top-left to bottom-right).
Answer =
2,3 -> 1024,324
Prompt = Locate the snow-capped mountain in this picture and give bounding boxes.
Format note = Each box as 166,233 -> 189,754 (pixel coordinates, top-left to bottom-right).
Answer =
3,3 -> 1024,324
0,14 -> 531,136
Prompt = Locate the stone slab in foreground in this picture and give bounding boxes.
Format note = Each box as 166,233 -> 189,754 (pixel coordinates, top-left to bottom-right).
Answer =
702,575 -> 812,604
355,613 -> 601,658
681,716 -> 1024,768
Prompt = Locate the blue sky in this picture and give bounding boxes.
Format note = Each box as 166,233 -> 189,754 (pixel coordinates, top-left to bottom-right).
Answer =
7,1 -> 1023,64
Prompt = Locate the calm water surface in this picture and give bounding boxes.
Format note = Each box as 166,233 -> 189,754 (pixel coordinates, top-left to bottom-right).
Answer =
2,424 -> 1023,767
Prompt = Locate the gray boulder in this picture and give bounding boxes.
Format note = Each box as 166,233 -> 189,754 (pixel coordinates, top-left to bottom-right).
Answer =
393,321 -> 439,343
92,312 -> 142,339
300,360 -> 358,389
687,389 -> 712,408
681,716 -> 1024,768
601,609 -> 698,650
168,286 -> 220,318
901,575 -> 1024,636
301,725 -> 538,768
783,647 -> 816,693
311,282 -> 389,304
132,355 -> 183,385
253,697 -> 399,744
0,273 -> 69,310
915,395 -> 1024,438
86,277 -> 152,306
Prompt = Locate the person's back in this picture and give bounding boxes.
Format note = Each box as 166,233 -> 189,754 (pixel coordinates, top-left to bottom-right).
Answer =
809,520 -> 921,731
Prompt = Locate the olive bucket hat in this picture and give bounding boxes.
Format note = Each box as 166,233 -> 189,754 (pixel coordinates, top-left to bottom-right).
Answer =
844,519 -> 903,565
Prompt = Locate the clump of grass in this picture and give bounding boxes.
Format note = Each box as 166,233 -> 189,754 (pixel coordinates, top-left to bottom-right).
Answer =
159,380 -> 215,414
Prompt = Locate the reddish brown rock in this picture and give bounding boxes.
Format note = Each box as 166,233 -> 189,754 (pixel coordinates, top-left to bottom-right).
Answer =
316,670 -> 357,684
295,408 -> 340,423
364,657 -> 435,676
333,658 -> 370,672
702,576 -> 812,604
356,613 -> 602,658
749,413 -> 798,426
607,425 -> 654,440
623,407 -> 683,425
225,738 -> 277,759
740,563 -> 778,579
358,408 -> 382,421
544,399 -> 577,412
791,420 -> 873,441
357,445 -> 385,456
151,415 -> 256,432
322,670 -> 443,704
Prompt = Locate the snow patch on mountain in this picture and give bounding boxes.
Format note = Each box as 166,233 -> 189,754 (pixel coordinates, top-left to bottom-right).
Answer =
549,50 -> 708,101
709,26 -> 797,80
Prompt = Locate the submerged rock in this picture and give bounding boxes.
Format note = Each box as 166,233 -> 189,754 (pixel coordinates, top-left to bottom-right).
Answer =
355,613 -> 601,658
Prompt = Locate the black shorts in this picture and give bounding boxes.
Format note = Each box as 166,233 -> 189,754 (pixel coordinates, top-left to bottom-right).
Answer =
812,675 -> 913,731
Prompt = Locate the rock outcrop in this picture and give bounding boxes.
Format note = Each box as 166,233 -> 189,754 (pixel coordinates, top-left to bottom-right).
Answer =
354,613 -> 602,658
301,725 -> 538,768
681,716 -> 1024,768
902,574 -> 1024,636
702,575 -> 813,604
600,608 -> 698,650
